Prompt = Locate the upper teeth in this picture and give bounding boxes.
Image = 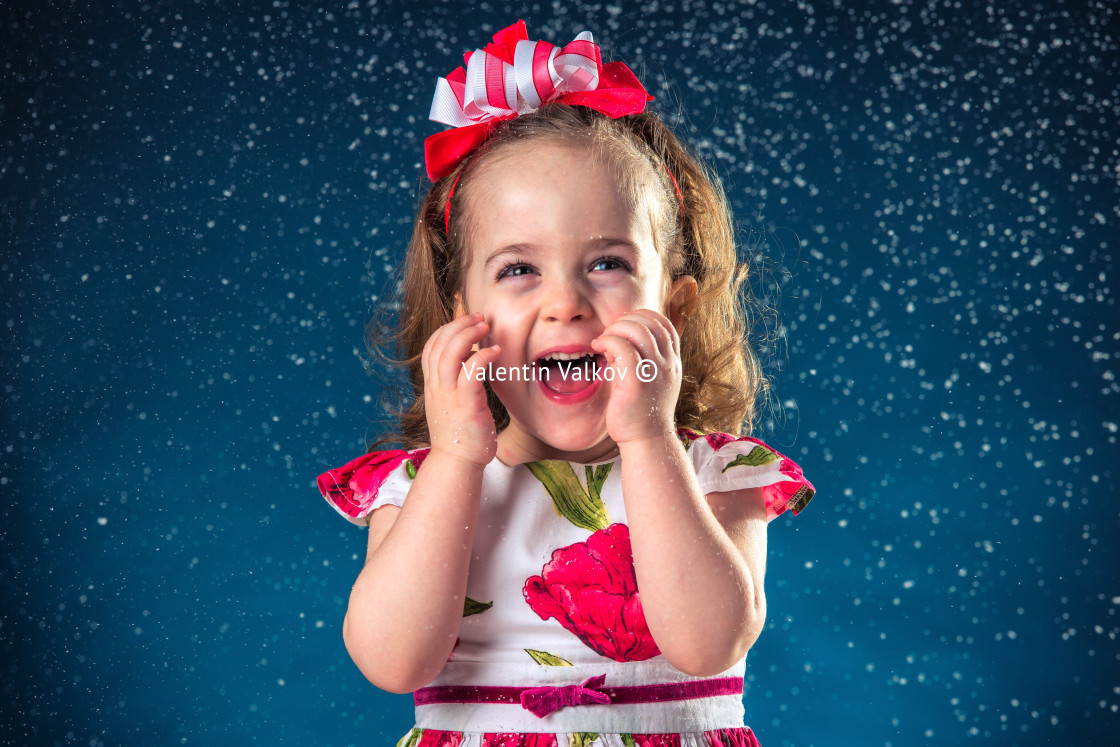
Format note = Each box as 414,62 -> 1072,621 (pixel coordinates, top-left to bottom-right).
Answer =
540,351 -> 591,362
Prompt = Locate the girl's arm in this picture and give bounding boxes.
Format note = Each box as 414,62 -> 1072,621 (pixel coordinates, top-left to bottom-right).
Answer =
619,433 -> 768,677
592,308 -> 767,676
342,448 -> 485,693
342,313 -> 501,693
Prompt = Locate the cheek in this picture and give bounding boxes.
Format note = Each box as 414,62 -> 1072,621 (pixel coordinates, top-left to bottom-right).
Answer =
625,274 -> 669,314
646,269 -> 674,311
481,304 -> 529,349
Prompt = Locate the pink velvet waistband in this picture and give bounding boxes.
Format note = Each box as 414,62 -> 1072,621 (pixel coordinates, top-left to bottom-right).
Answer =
414,676 -> 743,718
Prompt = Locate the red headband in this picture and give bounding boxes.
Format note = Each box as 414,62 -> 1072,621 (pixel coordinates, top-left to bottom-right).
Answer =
425,20 -> 653,182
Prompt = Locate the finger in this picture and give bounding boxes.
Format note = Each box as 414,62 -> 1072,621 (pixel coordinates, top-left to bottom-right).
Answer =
438,318 -> 491,388
598,317 -> 661,361
626,309 -> 679,359
424,312 -> 484,388
458,344 -> 502,406
591,332 -> 642,377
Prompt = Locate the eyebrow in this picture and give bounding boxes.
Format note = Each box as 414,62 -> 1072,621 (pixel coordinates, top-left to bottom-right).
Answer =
482,243 -> 535,272
481,237 -> 639,271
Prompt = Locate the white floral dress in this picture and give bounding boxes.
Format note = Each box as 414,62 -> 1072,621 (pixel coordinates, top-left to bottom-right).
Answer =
318,428 -> 815,747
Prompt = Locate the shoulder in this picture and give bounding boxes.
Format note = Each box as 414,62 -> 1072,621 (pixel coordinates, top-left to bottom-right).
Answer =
677,427 -> 816,521
316,447 -> 431,525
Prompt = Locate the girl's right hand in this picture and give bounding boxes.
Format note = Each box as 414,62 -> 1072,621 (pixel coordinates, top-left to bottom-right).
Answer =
422,312 -> 501,468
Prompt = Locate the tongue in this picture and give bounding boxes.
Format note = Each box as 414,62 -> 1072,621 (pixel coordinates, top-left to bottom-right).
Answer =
542,358 -> 596,394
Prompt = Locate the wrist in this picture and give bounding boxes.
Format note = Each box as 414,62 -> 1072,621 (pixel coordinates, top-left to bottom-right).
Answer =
426,444 -> 492,473
614,425 -> 681,455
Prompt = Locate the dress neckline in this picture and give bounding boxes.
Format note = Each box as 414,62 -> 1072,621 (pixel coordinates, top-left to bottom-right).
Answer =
494,453 -> 619,470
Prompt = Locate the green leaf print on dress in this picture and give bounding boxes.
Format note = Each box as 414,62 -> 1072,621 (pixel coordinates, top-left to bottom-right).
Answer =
525,460 -> 611,531
569,734 -> 599,747
396,728 -> 422,747
463,597 -> 494,617
524,648 -> 573,666
584,464 -> 610,504
720,445 -> 778,471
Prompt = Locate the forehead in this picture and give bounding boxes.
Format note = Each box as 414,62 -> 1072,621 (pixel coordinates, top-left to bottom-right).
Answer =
462,139 -> 651,252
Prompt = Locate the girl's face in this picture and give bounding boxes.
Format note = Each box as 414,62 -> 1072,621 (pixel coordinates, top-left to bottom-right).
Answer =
457,139 -> 689,464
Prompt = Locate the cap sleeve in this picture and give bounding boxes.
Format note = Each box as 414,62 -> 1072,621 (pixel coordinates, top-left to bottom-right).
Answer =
679,429 -> 815,522
316,448 -> 430,526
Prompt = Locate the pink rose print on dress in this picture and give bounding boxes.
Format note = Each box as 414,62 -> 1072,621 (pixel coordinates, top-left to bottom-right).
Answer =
766,455 -> 815,516
677,429 -> 815,517
704,728 -> 761,747
701,431 -> 736,451
417,730 -> 463,747
523,523 -> 661,662
317,448 -> 429,520
628,734 -> 681,747
677,427 -> 736,452
481,734 -> 558,747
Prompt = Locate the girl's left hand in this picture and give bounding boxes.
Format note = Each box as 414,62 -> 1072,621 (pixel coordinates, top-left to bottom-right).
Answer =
590,308 -> 682,446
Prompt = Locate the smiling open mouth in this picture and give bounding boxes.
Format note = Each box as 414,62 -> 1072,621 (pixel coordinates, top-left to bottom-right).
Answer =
535,352 -> 605,395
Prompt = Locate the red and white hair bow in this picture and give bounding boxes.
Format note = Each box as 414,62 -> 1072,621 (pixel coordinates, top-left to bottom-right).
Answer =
424,20 -> 653,180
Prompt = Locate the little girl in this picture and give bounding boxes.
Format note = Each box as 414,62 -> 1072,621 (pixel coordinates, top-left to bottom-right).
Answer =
318,21 -> 815,747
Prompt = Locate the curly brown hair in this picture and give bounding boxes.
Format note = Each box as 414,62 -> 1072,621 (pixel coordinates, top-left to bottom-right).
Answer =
368,104 -> 767,450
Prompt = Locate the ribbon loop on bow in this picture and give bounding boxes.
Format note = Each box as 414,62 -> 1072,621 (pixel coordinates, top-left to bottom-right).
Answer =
424,21 -> 652,180
518,674 -> 612,718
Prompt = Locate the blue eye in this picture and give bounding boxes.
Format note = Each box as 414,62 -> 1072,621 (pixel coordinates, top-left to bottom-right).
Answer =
591,256 -> 630,272
496,262 -> 534,280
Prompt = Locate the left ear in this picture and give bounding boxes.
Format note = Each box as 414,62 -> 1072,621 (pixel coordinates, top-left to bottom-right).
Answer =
666,275 -> 698,334
452,290 -> 468,319
453,290 -> 484,352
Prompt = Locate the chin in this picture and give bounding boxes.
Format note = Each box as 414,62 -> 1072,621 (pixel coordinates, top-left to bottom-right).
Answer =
502,410 -> 606,457
535,422 -> 611,458
544,433 -> 604,454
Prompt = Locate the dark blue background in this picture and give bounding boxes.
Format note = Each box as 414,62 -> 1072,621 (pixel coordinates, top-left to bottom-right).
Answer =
3,1 -> 1117,745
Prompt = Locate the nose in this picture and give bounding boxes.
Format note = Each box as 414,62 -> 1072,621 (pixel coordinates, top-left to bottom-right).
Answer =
540,275 -> 591,323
